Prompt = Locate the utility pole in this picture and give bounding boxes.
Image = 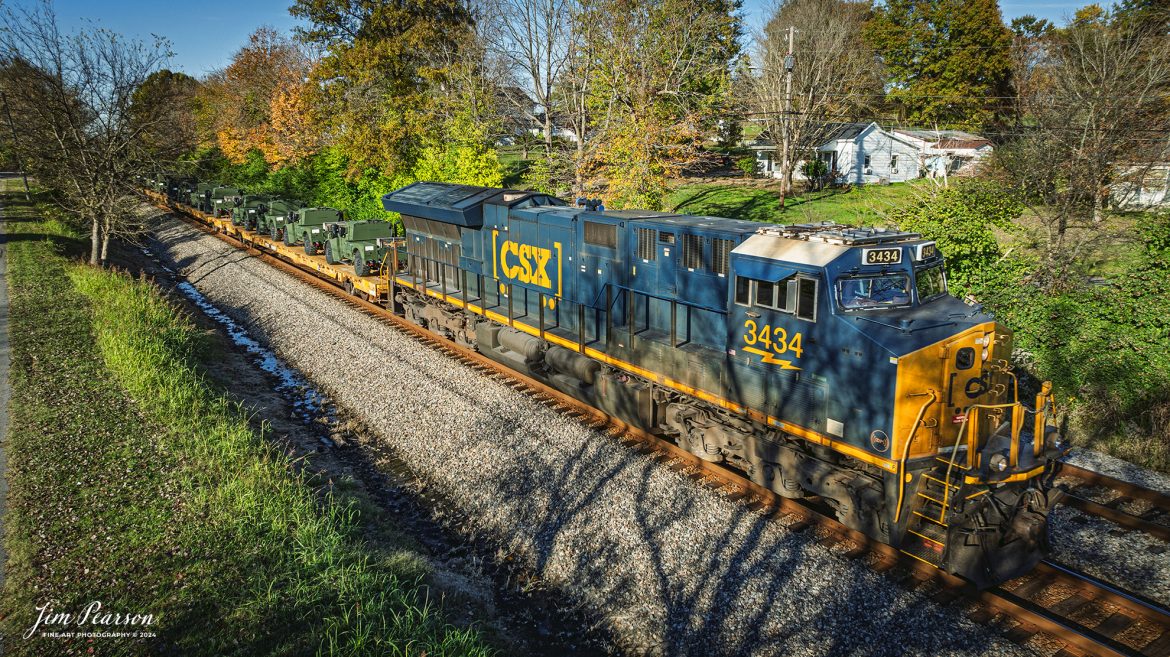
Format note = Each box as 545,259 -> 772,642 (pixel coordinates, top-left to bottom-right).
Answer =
0,91 -> 30,201
780,26 -> 795,207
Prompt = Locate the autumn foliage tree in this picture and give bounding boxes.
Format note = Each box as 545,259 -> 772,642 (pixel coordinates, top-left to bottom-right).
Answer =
290,0 -> 472,178
197,27 -> 309,165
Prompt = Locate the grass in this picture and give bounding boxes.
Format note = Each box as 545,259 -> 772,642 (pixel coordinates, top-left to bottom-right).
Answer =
665,179 -> 930,225
0,190 -> 492,656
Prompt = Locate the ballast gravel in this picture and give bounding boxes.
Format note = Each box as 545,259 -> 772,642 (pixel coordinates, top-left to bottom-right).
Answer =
150,218 -> 1041,657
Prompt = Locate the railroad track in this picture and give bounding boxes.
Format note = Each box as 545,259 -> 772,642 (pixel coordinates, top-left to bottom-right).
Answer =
162,206 -> 1170,657
1059,463 -> 1170,542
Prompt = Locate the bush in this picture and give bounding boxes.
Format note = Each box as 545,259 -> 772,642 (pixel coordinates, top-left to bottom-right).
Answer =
735,155 -> 757,178
801,158 -> 828,181
883,180 -> 1023,296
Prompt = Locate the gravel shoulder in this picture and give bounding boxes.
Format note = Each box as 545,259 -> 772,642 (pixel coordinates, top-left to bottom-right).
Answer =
1065,449 -> 1170,496
151,217 -> 1044,657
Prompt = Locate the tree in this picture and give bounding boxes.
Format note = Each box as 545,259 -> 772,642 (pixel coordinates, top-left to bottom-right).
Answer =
864,0 -> 1013,127
0,1 -> 176,265
991,11 -> 1170,289
751,0 -> 880,203
573,0 -> 741,209
197,27 -> 309,165
290,0 -> 472,177
1007,15 -> 1054,127
483,0 -> 571,157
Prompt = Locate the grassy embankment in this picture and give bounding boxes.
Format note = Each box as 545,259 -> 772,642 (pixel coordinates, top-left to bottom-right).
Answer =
666,179 -> 928,224
0,189 -> 491,656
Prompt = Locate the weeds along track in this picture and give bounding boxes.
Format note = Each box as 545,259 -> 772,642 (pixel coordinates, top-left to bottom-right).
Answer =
153,197 -> 1170,657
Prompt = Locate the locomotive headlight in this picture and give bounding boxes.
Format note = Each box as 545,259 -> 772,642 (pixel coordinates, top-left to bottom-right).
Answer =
1045,429 -> 1065,451
988,453 -> 1009,472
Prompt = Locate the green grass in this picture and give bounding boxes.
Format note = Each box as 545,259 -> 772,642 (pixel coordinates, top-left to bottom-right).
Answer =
0,191 -> 492,656
666,179 -> 930,225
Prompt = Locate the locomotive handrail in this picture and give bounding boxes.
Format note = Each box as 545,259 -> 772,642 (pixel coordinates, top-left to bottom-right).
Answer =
894,390 -> 938,524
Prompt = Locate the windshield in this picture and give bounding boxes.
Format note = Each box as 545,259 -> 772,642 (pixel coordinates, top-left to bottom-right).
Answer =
915,264 -> 947,302
837,275 -> 912,309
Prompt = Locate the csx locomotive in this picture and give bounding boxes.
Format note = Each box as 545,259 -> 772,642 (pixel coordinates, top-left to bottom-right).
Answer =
382,182 -> 1067,588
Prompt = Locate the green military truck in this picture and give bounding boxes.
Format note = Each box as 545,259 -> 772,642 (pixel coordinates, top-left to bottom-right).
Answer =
210,186 -> 243,217
322,220 -> 397,276
230,195 -> 273,230
258,199 -> 302,237
280,207 -> 344,255
189,182 -> 215,213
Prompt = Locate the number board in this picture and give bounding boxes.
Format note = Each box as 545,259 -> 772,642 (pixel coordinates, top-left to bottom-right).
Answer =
862,247 -> 902,265
914,242 -> 938,261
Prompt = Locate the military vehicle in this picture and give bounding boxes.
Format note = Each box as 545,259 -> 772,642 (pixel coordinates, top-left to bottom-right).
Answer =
258,199 -> 302,237
230,195 -> 273,229
281,207 -> 344,255
322,220 -> 396,276
188,183 -> 215,212
210,186 -> 243,217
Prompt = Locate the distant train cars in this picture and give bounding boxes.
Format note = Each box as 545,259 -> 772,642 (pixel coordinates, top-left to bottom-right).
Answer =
146,174 -> 1066,587
382,182 -> 1067,587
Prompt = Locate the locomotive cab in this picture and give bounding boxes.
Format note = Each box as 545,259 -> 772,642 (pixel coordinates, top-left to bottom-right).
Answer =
729,223 -> 1066,586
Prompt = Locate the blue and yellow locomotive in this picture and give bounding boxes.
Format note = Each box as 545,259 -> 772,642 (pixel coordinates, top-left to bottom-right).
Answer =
383,182 -> 1067,587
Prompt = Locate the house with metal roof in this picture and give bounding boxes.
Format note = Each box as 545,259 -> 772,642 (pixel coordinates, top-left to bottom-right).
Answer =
749,122 -> 921,185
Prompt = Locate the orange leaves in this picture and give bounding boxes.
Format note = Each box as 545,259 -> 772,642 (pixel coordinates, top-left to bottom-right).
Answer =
267,80 -> 319,167
197,27 -> 312,167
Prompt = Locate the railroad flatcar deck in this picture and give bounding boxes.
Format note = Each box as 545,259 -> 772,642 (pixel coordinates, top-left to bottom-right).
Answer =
145,190 -> 390,300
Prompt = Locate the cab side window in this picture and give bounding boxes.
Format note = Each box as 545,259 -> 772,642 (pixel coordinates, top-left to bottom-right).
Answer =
734,274 -> 818,322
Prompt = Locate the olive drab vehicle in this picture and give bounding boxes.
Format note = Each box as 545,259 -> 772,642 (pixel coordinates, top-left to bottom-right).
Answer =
231,195 -> 273,230
189,183 -> 215,213
322,220 -> 397,276
281,207 -> 344,254
258,199 -> 302,237
210,186 -> 243,218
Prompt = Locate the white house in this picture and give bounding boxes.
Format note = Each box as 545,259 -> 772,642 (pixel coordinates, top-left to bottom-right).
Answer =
750,122 -> 921,185
893,128 -> 993,178
1111,164 -> 1170,208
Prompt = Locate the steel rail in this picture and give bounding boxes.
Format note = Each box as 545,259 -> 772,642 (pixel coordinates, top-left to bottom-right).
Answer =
1060,462 -> 1170,542
152,198 -> 1170,657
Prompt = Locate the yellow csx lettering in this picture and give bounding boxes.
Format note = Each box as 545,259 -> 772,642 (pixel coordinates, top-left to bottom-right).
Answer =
500,241 -> 553,288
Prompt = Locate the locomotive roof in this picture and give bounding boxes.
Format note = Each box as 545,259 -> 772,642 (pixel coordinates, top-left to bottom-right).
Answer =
382,182 -> 557,228
586,210 -> 761,234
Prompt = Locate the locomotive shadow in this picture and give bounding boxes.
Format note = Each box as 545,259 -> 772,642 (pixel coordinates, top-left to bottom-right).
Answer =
471,407 -> 1016,657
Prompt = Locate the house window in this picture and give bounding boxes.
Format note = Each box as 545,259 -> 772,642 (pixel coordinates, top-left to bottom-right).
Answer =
864,154 -> 872,168
636,227 -> 656,261
712,238 -> 733,276
891,154 -> 899,171
584,221 -> 617,248
682,234 -> 703,270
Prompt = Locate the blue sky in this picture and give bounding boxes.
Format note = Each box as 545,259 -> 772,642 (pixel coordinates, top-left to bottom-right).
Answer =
41,0 -> 1080,78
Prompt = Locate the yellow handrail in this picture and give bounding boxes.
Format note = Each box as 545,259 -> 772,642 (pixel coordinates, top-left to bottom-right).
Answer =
894,391 -> 938,524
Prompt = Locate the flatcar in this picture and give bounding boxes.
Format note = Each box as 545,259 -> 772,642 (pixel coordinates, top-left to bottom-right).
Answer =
381,182 -> 1067,588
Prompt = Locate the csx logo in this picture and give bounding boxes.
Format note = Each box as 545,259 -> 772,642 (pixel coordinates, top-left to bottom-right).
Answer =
499,240 -> 554,288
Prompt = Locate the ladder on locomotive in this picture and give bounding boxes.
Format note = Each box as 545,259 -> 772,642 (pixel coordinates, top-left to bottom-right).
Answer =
899,461 -> 973,567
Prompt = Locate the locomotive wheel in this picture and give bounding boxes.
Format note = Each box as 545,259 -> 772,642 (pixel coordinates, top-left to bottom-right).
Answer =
354,251 -> 370,277
304,235 -> 318,256
324,241 -> 337,265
